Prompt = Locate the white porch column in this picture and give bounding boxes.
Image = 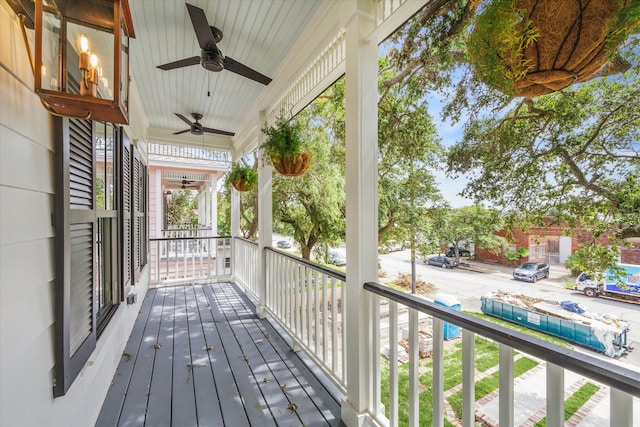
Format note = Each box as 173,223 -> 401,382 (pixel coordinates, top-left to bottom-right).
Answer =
210,175 -> 218,236
257,109 -> 272,318
231,151 -> 241,238
342,0 -> 378,425
154,169 -> 163,238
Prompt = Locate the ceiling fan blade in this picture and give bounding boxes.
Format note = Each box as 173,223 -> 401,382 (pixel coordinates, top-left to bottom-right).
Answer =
186,3 -> 217,50
157,56 -> 201,71
223,56 -> 272,85
174,113 -> 194,126
173,129 -> 191,135
202,127 -> 235,137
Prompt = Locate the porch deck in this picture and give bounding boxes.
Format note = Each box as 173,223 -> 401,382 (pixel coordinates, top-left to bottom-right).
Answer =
96,282 -> 344,427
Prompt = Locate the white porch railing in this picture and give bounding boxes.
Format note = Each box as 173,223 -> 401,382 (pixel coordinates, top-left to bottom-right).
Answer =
150,236 -> 232,285
233,237 -> 260,299
161,225 -> 212,238
364,282 -> 639,427
262,247 -> 347,392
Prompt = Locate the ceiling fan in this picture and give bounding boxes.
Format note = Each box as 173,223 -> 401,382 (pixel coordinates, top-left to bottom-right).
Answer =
157,3 -> 272,86
173,113 -> 235,136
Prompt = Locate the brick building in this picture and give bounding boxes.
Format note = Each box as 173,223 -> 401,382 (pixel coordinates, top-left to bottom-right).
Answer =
474,221 -> 639,266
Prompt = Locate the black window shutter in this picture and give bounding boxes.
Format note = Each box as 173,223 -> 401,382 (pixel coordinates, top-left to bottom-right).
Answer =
132,145 -> 145,281
53,117 -> 97,397
120,131 -> 132,296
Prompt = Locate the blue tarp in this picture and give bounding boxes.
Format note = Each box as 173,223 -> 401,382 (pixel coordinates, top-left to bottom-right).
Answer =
560,300 -> 585,314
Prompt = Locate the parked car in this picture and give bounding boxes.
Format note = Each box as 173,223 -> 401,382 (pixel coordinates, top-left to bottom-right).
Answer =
382,240 -> 405,252
446,247 -> 471,258
513,262 -> 549,282
328,251 -> 346,266
426,256 -> 458,269
276,240 -> 292,249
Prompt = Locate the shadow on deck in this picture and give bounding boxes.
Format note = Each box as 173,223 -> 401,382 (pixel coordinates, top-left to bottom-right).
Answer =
96,282 -> 344,426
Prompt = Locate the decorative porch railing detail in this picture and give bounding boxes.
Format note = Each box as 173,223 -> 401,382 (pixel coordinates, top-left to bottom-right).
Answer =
233,238 -> 259,299
263,248 -> 347,392
150,236 -> 231,285
269,31 -> 346,125
161,226 -> 212,239
148,142 -> 231,166
375,0 -> 409,26
363,282 -> 639,427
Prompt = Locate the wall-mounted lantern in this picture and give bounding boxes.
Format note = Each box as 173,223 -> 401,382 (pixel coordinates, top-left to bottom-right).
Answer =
10,0 -> 136,124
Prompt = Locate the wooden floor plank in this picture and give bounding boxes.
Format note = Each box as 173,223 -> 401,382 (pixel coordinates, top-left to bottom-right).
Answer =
194,284 -> 251,427
202,284 -> 277,426
117,289 -> 167,427
95,289 -> 157,427
170,286 -> 198,427
98,282 -> 343,427
216,284 -> 304,426
234,286 -> 343,425
185,285 -> 224,427
145,286 -> 176,426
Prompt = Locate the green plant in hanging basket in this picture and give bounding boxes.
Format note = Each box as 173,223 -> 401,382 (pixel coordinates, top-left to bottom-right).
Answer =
261,116 -> 312,177
468,0 -> 640,98
228,163 -> 258,192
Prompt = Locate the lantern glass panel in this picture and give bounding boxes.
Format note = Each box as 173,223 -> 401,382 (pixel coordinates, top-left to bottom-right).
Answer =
66,21 -> 114,100
120,24 -> 129,110
40,9 -> 61,92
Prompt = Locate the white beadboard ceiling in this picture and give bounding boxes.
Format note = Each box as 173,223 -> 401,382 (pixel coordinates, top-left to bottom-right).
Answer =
129,0 -> 321,142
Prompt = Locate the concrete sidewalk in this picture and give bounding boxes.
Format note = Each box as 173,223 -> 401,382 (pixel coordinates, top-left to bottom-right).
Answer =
470,359 -> 640,426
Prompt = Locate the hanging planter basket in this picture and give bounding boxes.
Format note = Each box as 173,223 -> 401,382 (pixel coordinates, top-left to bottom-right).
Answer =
270,152 -> 313,177
261,115 -> 313,177
227,163 -> 258,192
231,178 -> 256,192
469,0 -> 637,97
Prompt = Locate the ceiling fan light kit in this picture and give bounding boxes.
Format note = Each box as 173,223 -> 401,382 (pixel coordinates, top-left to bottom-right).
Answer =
156,3 -> 272,86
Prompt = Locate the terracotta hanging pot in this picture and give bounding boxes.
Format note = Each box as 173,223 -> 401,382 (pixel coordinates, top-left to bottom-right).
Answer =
469,0 -> 636,97
270,152 -> 313,177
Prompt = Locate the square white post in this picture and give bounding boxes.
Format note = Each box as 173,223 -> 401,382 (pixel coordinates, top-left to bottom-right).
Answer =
257,110 -> 272,318
209,175 -> 218,236
341,0 -> 378,425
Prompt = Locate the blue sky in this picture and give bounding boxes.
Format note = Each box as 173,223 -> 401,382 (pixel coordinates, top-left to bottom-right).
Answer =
427,90 -> 474,208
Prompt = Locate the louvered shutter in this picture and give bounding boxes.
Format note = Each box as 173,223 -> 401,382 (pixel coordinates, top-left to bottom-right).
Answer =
121,132 -> 132,296
54,117 -> 97,397
131,145 -> 148,281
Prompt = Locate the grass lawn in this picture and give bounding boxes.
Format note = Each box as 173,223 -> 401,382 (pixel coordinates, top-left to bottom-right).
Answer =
533,382 -> 600,427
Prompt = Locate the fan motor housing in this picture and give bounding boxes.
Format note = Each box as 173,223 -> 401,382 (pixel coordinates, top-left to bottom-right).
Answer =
191,123 -> 204,135
201,50 -> 224,72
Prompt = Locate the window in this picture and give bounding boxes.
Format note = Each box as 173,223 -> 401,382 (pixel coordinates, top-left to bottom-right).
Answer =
95,122 -> 120,335
529,245 -> 537,260
538,244 -> 546,261
54,117 -> 148,397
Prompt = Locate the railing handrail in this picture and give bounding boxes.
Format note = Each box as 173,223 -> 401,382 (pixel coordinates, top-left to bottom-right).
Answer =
234,236 -> 258,246
151,235 -> 232,242
264,246 -> 346,282
364,281 -> 640,397
163,226 -> 211,230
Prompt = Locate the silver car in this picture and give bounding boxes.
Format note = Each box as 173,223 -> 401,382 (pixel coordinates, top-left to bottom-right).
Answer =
513,262 -> 549,283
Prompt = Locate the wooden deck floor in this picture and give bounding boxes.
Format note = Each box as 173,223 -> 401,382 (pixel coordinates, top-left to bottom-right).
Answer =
96,282 -> 344,427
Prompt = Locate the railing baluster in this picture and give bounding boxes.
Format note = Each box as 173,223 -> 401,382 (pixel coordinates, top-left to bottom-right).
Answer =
462,329 -> 475,427
331,277 -> 338,374
389,300 -> 398,427
408,308 -> 419,427
432,317 -> 444,427
499,344 -> 514,427
546,363 -> 564,427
